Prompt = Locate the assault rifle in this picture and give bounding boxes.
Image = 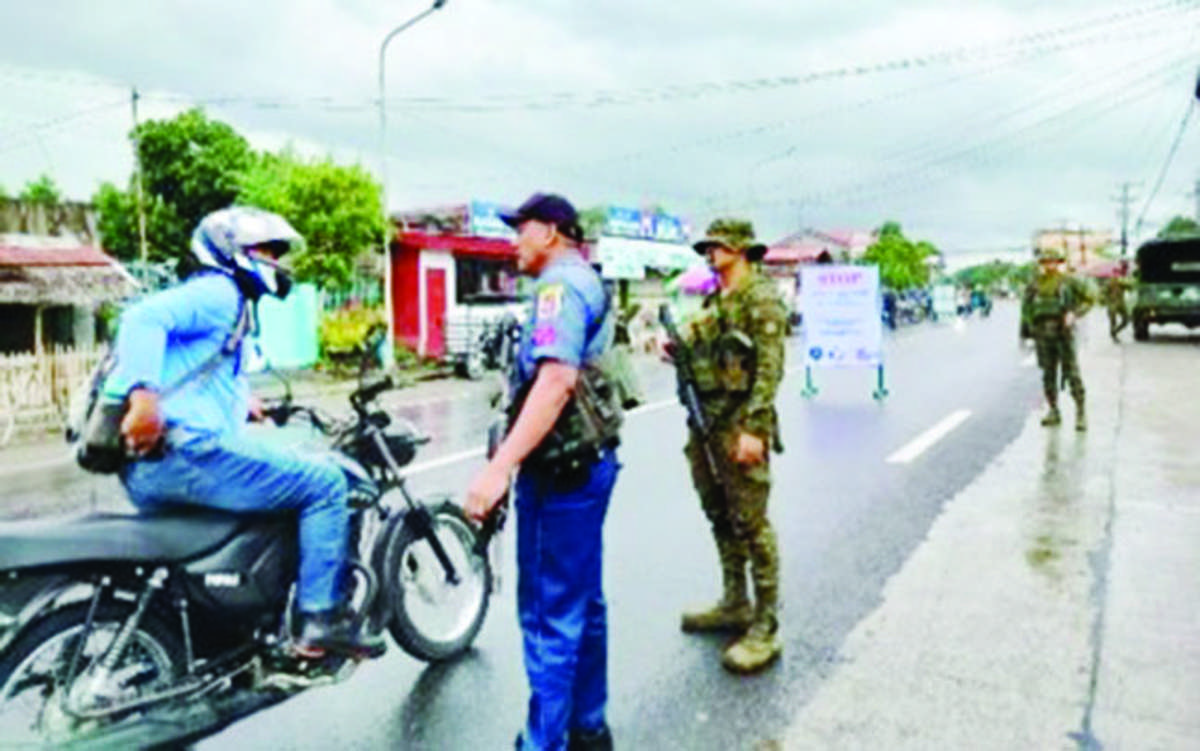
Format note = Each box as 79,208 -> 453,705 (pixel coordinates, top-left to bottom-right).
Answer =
658,304 -> 732,502
473,315 -> 522,555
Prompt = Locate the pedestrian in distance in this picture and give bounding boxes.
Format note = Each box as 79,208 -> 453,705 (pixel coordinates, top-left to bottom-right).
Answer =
465,193 -> 623,751
110,207 -> 385,659
1020,248 -> 1094,431
668,218 -> 788,674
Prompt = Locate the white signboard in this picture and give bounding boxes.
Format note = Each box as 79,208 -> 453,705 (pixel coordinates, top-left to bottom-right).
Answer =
932,284 -> 957,319
801,265 -> 882,368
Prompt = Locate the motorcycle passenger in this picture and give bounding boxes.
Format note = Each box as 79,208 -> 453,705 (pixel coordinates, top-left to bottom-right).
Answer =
109,207 -> 385,660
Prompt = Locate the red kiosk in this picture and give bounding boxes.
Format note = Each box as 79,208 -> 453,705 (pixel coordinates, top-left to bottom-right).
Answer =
389,205 -> 522,365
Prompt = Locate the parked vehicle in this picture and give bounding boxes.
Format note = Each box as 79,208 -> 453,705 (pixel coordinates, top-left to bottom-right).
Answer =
0,378 -> 492,748
1132,236 -> 1200,341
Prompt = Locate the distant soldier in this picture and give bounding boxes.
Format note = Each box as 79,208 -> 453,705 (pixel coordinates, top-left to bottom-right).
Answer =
1021,248 -> 1094,431
1103,262 -> 1132,342
674,218 -> 787,674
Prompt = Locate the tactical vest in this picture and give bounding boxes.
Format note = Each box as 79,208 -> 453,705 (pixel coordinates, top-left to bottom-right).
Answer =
1028,275 -> 1070,321
509,293 -> 623,478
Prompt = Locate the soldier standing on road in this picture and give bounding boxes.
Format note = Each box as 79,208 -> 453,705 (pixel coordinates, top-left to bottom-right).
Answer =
675,218 -> 788,674
465,193 -> 621,751
1021,248 -> 1094,431
1103,262 -> 1132,342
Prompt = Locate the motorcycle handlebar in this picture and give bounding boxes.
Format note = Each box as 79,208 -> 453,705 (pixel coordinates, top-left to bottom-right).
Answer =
352,376 -> 394,407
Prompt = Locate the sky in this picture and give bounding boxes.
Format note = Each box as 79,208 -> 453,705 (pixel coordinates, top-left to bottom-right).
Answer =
0,0 -> 1198,258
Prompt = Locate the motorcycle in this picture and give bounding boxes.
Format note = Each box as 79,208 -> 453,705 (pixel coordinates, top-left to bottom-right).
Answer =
0,377 -> 492,748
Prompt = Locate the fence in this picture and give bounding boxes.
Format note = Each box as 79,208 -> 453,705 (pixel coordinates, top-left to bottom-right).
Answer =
0,345 -> 105,443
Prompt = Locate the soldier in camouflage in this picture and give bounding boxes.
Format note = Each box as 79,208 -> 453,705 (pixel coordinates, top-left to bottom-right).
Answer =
1103,262 -> 1132,342
1021,248 -> 1094,431
677,218 -> 788,674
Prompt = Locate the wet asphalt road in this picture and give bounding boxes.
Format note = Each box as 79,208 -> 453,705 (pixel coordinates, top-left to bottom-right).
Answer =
0,303 -> 1039,749
184,302 -> 1042,750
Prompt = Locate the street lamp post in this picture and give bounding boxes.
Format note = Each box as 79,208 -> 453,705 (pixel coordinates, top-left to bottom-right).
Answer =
378,0 -> 448,369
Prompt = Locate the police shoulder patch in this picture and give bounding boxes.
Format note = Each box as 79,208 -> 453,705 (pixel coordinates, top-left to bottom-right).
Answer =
537,284 -> 564,320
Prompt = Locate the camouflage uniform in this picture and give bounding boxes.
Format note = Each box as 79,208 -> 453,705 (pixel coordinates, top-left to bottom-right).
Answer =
679,219 -> 788,673
1103,275 -> 1132,341
1021,251 -> 1094,430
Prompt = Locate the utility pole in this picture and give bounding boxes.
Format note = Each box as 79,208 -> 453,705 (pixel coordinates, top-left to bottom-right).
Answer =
1113,182 -> 1139,257
1190,176 -> 1200,221
131,87 -> 149,287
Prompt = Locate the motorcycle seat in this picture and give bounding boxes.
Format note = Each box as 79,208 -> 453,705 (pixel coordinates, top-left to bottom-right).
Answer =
0,509 -> 247,570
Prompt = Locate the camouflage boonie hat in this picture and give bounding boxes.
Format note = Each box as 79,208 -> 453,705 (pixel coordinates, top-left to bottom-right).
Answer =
693,218 -> 768,262
1037,248 -> 1066,263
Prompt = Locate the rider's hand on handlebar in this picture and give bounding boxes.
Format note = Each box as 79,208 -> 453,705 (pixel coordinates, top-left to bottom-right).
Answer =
247,395 -> 266,423
121,388 -> 165,456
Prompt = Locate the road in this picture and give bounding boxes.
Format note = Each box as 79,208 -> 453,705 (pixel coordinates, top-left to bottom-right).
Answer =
183,302 -> 1041,750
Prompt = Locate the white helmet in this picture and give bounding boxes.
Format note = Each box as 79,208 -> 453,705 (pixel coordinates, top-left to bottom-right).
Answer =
189,207 -> 302,299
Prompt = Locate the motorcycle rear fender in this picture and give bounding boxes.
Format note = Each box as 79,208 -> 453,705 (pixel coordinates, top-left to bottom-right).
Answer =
0,572 -> 97,653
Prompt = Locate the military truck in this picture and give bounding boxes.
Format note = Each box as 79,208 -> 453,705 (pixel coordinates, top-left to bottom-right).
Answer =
1132,236 -> 1200,341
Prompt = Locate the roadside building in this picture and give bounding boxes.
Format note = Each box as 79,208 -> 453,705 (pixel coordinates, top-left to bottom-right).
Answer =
390,202 -> 522,360
0,235 -> 138,354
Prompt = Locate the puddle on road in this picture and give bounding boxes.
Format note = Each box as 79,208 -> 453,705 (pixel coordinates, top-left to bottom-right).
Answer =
1026,428 -> 1087,581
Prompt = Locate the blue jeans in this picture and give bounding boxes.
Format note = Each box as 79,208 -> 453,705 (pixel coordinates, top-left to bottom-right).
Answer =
121,430 -> 349,613
515,449 -> 619,751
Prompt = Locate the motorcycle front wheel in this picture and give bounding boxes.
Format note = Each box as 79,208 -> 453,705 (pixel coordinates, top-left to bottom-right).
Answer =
381,502 -> 492,662
0,600 -> 185,746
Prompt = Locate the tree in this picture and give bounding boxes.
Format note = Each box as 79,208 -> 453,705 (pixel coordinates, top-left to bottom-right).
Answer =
862,221 -> 937,290
238,150 -> 383,291
578,207 -> 607,241
20,174 -> 61,207
1157,215 -> 1200,239
94,108 -> 252,262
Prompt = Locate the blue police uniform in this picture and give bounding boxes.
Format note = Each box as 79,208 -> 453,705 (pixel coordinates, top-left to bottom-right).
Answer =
109,271 -> 349,615
513,253 -> 620,751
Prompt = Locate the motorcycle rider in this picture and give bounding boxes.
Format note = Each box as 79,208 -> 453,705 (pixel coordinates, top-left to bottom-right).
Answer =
109,207 -> 385,660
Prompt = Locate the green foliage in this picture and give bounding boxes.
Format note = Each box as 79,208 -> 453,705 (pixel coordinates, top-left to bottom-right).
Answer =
579,207 -> 607,240
0,184 -> 9,201
953,261 -> 1035,291
95,109 -> 253,262
319,305 -> 386,356
94,183 -> 138,260
238,150 -> 383,291
20,174 -> 61,206
1157,215 -> 1200,239
862,221 -> 937,290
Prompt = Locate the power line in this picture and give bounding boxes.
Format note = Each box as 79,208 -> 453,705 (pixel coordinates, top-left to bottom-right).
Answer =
1134,92 -> 1197,233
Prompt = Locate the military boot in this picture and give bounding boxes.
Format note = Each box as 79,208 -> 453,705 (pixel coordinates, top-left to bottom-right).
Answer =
1075,400 -> 1087,432
721,617 -> 782,674
1040,407 -> 1061,427
681,542 -> 753,633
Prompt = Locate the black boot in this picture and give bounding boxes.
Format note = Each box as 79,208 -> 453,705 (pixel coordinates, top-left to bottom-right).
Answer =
291,609 -> 387,660
568,724 -> 613,751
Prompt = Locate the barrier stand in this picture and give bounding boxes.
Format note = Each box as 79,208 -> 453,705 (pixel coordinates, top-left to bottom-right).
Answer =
872,363 -> 889,401
801,365 -> 819,399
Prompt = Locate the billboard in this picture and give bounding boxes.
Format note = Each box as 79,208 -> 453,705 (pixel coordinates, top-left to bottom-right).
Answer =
801,265 -> 882,368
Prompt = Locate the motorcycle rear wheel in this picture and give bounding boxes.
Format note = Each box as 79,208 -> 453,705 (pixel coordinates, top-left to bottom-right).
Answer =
383,502 -> 492,662
0,600 -> 185,746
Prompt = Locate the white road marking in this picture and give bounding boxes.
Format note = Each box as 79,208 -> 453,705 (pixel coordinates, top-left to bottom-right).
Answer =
886,409 -> 972,465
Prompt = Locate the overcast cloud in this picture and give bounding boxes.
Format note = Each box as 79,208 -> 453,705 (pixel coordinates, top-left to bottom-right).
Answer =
1,0 -> 1197,256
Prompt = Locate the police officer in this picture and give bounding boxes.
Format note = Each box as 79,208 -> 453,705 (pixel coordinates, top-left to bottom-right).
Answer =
466,193 -> 620,751
676,218 -> 787,674
1021,248 -> 1094,431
